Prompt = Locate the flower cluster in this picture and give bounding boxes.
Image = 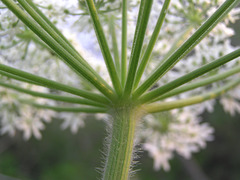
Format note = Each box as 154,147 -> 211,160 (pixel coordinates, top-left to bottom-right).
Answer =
0,84 -> 56,140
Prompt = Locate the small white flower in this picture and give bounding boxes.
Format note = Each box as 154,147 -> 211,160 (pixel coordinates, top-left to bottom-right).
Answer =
220,97 -> 240,116
16,106 -> 49,140
141,110 -> 214,171
143,143 -> 172,171
60,113 -> 86,134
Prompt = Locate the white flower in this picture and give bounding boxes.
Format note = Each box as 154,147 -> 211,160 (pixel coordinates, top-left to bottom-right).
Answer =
141,110 -> 214,171
0,110 -> 18,137
220,97 -> 240,116
17,106 -> 46,140
143,143 -> 172,171
59,112 -> 86,134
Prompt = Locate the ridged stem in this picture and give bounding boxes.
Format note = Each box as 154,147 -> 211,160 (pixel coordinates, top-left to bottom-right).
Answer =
121,0 -> 128,86
133,0 -> 240,98
145,79 -> 240,113
20,100 -> 107,113
85,0 -> 122,96
109,15 -> 121,75
0,81 -> 105,107
154,65 -> 240,101
103,106 -> 142,180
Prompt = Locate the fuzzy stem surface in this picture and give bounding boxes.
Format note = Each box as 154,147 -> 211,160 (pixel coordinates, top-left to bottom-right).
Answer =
103,106 -> 142,180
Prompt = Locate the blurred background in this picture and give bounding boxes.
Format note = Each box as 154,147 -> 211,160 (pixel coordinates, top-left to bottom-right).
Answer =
0,101 -> 240,180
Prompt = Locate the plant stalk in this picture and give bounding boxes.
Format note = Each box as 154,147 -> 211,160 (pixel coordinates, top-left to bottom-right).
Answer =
103,106 -> 142,180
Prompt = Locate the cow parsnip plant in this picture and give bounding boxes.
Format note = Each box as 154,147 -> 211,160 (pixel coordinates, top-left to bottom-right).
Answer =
1,0 -> 240,179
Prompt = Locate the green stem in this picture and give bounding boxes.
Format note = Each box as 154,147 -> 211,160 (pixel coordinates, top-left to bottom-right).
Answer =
0,64 -> 110,104
85,0 -> 122,96
0,70 -> 42,85
154,65 -> 240,101
123,0 -> 153,98
18,0 -> 105,81
65,7 -> 120,16
133,0 -> 240,98
24,0 -> 78,53
145,79 -> 240,113
133,0 -> 171,89
157,26 -> 193,67
0,81 -> 105,107
109,15 -> 120,75
20,100 -> 107,113
103,106 -> 142,180
121,0 -> 127,86
17,30 -> 53,53
2,0 -> 115,100
0,40 -> 23,49
137,48 -> 240,103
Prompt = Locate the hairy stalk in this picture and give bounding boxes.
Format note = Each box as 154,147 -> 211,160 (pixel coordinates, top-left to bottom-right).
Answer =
103,106 -> 143,180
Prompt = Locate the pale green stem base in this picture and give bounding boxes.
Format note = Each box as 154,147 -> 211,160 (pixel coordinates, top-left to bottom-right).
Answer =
103,106 -> 142,180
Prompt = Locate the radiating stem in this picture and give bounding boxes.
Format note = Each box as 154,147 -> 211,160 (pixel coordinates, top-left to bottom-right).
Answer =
0,81 -> 105,107
134,0 -> 171,89
121,0 -> 128,86
0,64 -> 109,104
133,0 -> 240,98
109,15 -> 121,75
20,100 -> 107,113
19,0 -> 107,83
154,65 -> 240,101
24,0 -> 78,53
0,70 -> 42,85
157,26 -> 193,67
85,0 -> 122,96
123,0 -> 153,98
2,0 -> 115,100
137,48 -> 240,103
145,79 -> 240,113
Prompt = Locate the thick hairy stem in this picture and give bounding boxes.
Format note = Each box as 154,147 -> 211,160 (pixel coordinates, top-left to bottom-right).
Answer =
103,106 -> 143,180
